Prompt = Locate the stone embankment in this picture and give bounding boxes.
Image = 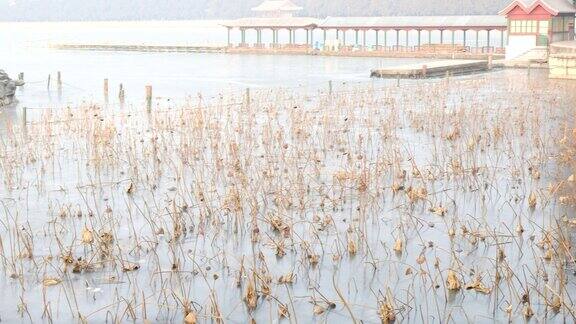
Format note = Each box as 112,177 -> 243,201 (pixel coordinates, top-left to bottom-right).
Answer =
0,70 -> 21,107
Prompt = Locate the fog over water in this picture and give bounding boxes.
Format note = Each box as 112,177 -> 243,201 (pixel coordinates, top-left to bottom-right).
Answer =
0,20 -> 444,111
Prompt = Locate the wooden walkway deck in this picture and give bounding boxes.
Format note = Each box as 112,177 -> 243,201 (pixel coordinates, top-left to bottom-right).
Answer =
50,44 -> 227,53
370,59 -> 490,78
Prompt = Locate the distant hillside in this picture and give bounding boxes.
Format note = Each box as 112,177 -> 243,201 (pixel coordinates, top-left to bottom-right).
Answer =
0,0 -> 511,21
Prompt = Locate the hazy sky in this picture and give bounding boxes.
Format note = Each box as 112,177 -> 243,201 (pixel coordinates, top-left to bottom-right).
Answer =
0,0 -> 509,21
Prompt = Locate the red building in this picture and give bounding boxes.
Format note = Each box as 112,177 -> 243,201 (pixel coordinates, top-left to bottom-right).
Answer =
500,0 -> 575,58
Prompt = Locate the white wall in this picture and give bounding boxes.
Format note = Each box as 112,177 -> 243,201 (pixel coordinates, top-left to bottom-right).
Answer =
506,35 -> 537,59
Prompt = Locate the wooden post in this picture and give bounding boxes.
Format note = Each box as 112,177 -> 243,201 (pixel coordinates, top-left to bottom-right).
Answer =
422,65 -> 427,78
119,83 -> 125,104
396,74 -> 400,87
22,107 -> 27,126
57,71 -> 62,97
47,74 -> 51,90
104,79 -> 109,102
245,88 -> 250,107
145,85 -> 152,112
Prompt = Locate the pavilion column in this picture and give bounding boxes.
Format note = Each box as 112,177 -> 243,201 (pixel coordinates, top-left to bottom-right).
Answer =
476,30 -> 479,49
256,29 -> 261,45
417,30 -> 421,49
323,29 -> 327,46
289,28 -> 293,44
260,29 -> 263,45
227,27 -> 231,47
396,29 -> 400,48
355,29 -> 359,46
343,30 -> 347,46
375,30 -> 379,49
500,29 -> 504,48
384,30 -> 387,49
306,29 -> 309,45
241,28 -> 246,45
428,30 -> 432,44
405,30 -> 409,47
363,29 -> 367,50
487,30 -> 491,49
310,28 -> 314,47
463,30 -> 467,46
451,30 -> 455,46
440,30 -> 444,44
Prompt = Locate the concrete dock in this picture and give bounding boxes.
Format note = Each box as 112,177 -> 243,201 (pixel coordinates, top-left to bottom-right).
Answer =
370,59 -> 490,78
548,41 -> 576,80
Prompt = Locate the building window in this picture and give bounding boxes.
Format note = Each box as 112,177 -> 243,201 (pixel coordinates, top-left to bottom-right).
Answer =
539,20 -> 549,35
552,17 -> 565,32
510,20 -> 538,34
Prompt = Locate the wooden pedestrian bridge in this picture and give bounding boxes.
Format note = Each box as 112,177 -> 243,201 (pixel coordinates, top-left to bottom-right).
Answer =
49,44 -> 227,53
49,15 -> 508,58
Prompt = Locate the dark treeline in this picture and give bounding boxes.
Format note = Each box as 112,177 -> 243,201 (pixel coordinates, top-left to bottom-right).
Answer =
0,0 -> 510,21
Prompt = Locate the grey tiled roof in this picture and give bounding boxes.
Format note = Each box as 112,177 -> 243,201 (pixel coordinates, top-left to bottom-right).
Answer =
318,16 -> 507,29
222,15 -> 508,29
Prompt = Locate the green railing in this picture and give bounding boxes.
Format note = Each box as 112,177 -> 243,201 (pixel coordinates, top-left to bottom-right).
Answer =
537,35 -> 549,46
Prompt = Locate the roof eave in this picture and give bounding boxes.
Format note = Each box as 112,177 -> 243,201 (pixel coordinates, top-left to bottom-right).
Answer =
498,1 -> 522,15
498,0 -> 567,16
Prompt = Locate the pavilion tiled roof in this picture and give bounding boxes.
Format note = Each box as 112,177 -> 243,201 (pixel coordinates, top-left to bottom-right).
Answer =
499,0 -> 576,15
222,15 -> 508,30
221,17 -> 319,28
317,16 -> 507,30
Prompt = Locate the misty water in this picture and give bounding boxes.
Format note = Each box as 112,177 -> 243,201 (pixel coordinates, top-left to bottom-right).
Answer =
0,21 -> 429,109
0,20 -> 508,109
